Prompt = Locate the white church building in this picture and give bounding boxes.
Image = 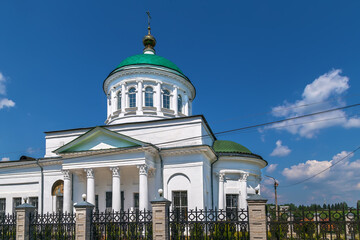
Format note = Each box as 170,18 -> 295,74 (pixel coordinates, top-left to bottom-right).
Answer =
0,27 -> 267,215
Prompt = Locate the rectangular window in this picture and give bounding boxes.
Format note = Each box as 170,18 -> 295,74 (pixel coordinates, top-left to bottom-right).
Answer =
133,193 -> 139,210
0,198 -> 6,214
106,191 -> 112,212
95,195 -> 99,212
12,197 -> 21,213
121,191 -> 124,210
172,191 -> 188,215
29,197 -> 38,212
226,194 -> 238,219
226,194 -> 238,211
56,196 -> 63,212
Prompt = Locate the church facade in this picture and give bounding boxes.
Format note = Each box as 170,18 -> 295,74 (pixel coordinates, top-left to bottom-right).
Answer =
0,28 -> 267,215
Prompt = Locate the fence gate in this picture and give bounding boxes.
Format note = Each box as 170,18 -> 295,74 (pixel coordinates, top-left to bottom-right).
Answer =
169,208 -> 249,240
267,206 -> 360,240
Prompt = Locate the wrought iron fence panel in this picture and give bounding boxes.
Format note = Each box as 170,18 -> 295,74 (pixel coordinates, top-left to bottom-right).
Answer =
91,209 -> 152,240
267,206 -> 360,240
169,208 -> 249,240
0,213 -> 16,240
29,212 -> 76,240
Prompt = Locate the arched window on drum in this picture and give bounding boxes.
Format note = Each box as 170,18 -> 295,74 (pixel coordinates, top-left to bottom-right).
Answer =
163,90 -> 170,109
117,91 -> 121,110
145,87 -> 153,107
177,95 -> 182,113
128,87 -> 136,108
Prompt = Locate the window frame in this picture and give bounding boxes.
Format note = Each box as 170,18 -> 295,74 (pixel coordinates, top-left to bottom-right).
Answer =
128,87 -> 136,108
145,86 -> 154,107
163,89 -> 170,109
177,95 -> 182,113
0,198 -> 6,214
29,197 -> 38,212
12,197 -> 22,213
172,191 -> 188,215
117,91 -> 122,110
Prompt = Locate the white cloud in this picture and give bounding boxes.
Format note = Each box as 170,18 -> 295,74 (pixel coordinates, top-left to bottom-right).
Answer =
0,98 -> 15,109
281,150 -> 360,203
1,157 -> 10,161
283,159 -> 332,180
270,140 -> 291,157
266,164 -> 278,173
0,72 -> 15,110
269,69 -> 360,138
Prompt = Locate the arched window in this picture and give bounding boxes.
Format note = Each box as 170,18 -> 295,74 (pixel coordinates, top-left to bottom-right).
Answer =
163,90 -> 170,109
52,180 -> 64,212
128,87 -> 136,108
178,95 -> 182,113
117,91 -> 121,110
145,87 -> 153,107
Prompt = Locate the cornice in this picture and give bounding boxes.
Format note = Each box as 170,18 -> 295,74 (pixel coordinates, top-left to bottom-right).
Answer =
217,155 -> 268,168
160,145 -> 216,161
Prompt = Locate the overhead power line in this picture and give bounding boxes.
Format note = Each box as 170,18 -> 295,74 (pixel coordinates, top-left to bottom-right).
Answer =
1,103 -> 359,156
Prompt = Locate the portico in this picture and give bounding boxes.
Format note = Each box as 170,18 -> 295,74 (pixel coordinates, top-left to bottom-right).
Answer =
62,163 -> 153,213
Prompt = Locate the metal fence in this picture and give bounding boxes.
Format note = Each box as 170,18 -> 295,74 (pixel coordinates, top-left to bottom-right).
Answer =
29,212 -> 76,240
91,210 -> 153,240
0,213 -> 16,240
267,206 -> 360,240
169,208 -> 249,240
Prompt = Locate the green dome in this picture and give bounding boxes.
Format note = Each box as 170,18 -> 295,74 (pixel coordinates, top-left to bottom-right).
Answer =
116,54 -> 184,75
213,140 -> 252,154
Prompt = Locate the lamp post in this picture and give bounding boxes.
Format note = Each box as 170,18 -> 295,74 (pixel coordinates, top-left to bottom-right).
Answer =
265,175 -> 279,219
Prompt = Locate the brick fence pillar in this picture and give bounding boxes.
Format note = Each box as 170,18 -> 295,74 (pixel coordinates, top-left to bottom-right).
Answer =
74,198 -> 94,240
151,196 -> 171,240
247,195 -> 268,240
16,203 -> 36,240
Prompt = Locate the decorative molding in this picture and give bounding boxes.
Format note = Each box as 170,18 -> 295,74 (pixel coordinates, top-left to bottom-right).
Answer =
62,170 -> 71,180
239,172 -> 249,182
138,164 -> 148,175
84,168 -> 94,179
110,167 -> 120,177
219,173 -> 225,182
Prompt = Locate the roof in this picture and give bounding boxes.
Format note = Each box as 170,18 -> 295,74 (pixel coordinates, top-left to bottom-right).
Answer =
116,54 -> 184,75
213,140 -> 252,154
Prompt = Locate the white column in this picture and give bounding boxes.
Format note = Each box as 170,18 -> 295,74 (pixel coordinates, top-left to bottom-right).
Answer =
85,169 -> 95,205
107,94 -> 111,118
121,84 -> 126,113
111,88 -> 117,114
239,172 -> 249,210
63,170 -> 72,213
137,81 -> 143,114
155,81 -> 163,115
184,94 -> 189,116
138,164 -> 148,210
110,167 -> 121,212
218,173 -> 225,210
173,86 -> 178,116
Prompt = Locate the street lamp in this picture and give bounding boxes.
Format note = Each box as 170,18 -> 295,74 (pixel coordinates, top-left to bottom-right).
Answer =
265,175 -> 279,219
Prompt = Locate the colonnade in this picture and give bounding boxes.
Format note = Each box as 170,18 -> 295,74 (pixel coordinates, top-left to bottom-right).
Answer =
62,164 -> 149,213
108,81 -> 190,117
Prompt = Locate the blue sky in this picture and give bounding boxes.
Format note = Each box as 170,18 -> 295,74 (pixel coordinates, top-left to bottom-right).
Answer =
1,0 -> 360,206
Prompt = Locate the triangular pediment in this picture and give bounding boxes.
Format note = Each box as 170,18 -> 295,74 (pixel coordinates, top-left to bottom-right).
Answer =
54,127 -> 147,154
